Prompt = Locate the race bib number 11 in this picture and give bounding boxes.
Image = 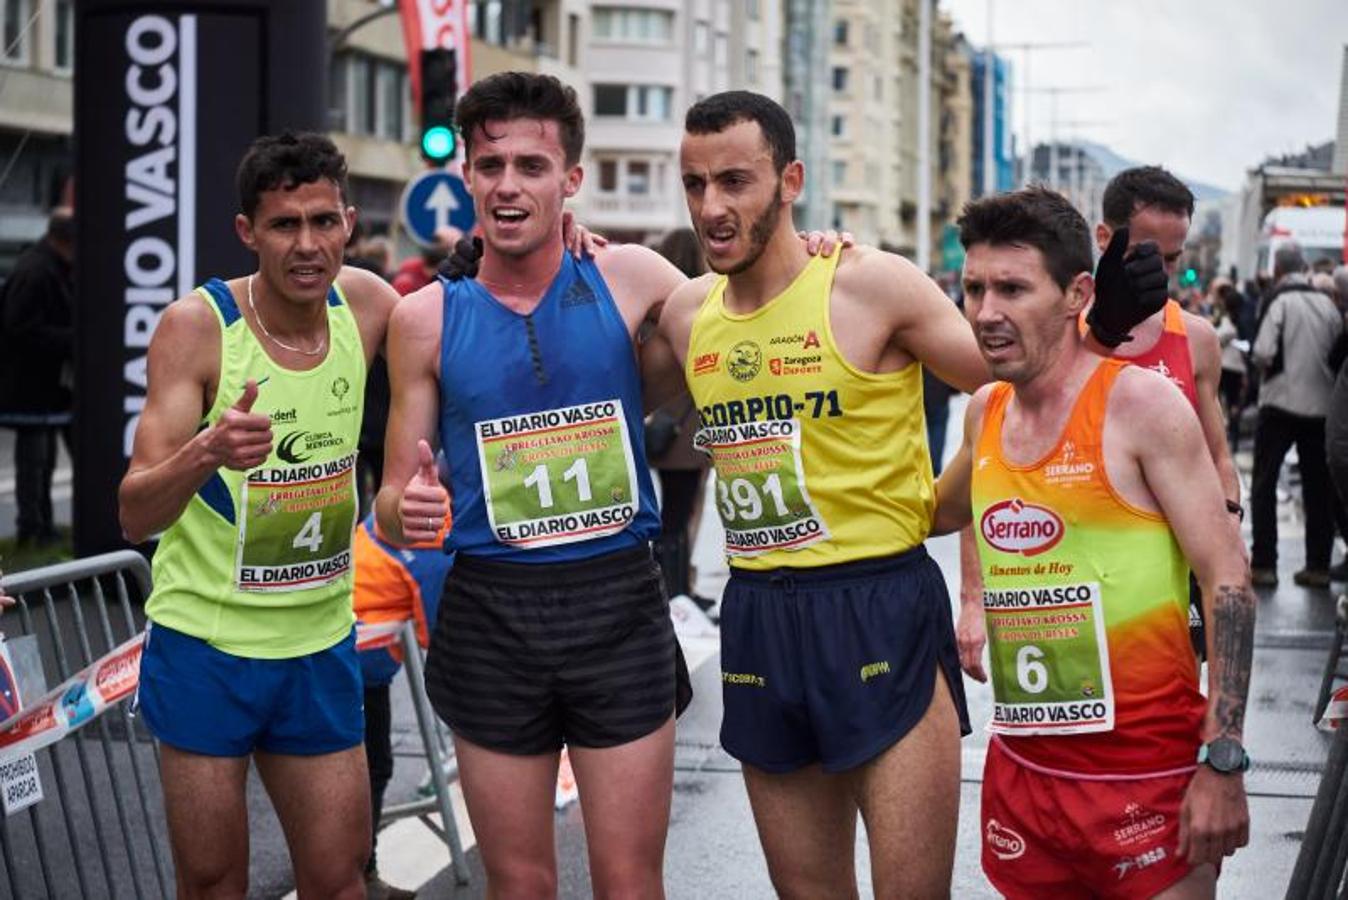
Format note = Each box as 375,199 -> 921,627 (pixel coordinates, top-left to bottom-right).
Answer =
476,400 -> 640,548
985,580 -> 1114,736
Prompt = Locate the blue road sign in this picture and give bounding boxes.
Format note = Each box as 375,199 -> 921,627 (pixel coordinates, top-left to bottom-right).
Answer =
400,169 -> 475,246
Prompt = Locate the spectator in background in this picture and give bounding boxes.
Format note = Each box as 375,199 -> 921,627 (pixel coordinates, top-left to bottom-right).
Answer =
0,207 -> 75,547
646,228 -> 715,610
1214,282 -> 1247,452
392,227 -> 460,296
1250,244 -> 1344,587
352,509 -> 453,900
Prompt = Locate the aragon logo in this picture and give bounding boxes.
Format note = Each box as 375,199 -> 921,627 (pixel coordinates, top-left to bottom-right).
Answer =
986,819 -> 1026,860
980,498 -> 1064,556
277,431 -> 312,464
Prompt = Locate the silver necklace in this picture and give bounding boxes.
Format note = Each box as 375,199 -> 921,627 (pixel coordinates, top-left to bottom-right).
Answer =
247,275 -> 327,357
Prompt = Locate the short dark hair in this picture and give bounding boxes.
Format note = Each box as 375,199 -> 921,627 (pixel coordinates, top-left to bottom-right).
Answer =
684,91 -> 796,173
455,71 -> 585,166
655,228 -> 706,279
957,186 -> 1094,290
235,132 -> 348,219
1101,165 -> 1194,229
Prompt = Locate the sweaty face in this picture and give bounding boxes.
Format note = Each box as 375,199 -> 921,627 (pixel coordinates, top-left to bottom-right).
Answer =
1099,205 -> 1190,279
962,243 -> 1085,384
680,121 -> 788,275
465,118 -> 580,259
236,179 -> 352,306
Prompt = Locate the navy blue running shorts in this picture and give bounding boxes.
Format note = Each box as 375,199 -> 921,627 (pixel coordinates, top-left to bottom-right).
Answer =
719,546 -> 971,773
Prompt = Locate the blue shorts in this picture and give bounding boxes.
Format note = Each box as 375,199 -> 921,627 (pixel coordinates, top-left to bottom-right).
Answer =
719,546 -> 971,773
137,623 -> 363,757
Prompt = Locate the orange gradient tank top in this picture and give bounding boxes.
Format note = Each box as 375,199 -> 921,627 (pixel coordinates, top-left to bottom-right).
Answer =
971,359 -> 1204,776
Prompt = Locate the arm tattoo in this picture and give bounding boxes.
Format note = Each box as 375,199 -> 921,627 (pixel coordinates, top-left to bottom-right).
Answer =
1211,584 -> 1256,737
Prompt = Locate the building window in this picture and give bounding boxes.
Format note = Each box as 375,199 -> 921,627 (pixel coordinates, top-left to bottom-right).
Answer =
746,49 -> 759,85
746,0 -> 760,21
592,84 -> 674,122
598,159 -> 618,193
52,0 -> 72,71
593,7 -> 674,44
335,53 -> 411,142
694,20 -> 710,55
832,161 -> 847,187
714,33 -> 727,67
833,19 -> 848,47
350,57 -> 374,136
568,13 -> 580,66
627,160 -> 650,195
377,65 -> 403,142
831,66 -> 848,93
2,0 -> 34,65
594,84 -> 627,116
831,115 -> 846,137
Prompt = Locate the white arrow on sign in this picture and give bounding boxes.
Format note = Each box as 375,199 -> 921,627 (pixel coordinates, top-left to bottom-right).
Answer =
425,181 -> 459,232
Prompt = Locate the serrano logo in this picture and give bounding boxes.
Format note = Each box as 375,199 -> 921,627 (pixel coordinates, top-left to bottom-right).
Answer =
278,431 -> 312,464
980,498 -> 1064,556
985,819 -> 1026,860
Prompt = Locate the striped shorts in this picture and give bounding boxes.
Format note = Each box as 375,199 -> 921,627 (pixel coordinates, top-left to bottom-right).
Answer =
424,546 -> 692,754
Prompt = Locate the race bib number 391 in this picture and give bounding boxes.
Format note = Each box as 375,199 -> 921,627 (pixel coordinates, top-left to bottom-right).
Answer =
236,452 -> 357,592
694,419 -> 829,556
476,400 -> 640,548
985,580 -> 1115,736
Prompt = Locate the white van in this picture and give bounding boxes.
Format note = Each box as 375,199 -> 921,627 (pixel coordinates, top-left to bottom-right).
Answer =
1255,206 -> 1346,276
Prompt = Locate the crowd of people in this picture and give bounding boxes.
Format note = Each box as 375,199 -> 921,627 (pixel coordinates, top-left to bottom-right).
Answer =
4,65 -> 1308,898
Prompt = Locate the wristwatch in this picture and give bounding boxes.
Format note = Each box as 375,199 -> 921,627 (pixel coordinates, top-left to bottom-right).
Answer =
1198,738 -> 1251,774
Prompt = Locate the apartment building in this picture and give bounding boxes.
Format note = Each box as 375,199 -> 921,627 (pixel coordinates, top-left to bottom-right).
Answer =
573,0 -> 783,243
0,0 -> 75,270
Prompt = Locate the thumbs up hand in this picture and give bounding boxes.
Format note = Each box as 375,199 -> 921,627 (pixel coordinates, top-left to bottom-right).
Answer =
1087,226 -> 1169,348
204,379 -> 273,470
399,439 -> 450,544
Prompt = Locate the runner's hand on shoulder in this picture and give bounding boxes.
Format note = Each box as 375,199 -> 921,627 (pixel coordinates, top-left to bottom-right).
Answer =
399,439 -> 450,544
439,236 -> 483,281
1087,227 -> 1168,348
203,380 -> 273,471
797,229 -> 854,258
562,210 -> 608,258
1177,765 -> 1250,866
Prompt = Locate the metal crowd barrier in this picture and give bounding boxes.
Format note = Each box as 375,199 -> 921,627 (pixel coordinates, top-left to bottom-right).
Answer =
1314,596 -> 1348,726
1289,722 -> 1348,898
0,551 -> 171,899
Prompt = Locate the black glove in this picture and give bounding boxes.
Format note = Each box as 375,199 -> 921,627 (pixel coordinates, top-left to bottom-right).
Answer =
1087,226 -> 1169,348
438,236 -> 483,281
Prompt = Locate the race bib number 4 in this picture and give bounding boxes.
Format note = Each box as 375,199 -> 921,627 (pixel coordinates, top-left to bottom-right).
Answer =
236,452 -> 357,592
694,419 -> 829,556
476,400 -> 639,548
984,580 -> 1114,736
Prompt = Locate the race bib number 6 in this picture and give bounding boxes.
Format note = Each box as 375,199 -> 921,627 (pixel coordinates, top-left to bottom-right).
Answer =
476,400 -> 640,548
984,580 -> 1115,736
236,452 -> 358,592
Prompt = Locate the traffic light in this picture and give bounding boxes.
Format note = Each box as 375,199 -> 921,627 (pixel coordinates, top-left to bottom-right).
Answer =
419,48 -> 458,165
1181,267 -> 1199,287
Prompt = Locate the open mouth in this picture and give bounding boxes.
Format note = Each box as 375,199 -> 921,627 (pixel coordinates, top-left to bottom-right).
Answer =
704,224 -> 737,254
979,332 -> 1017,357
289,265 -> 324,285
493,207 -> 529,228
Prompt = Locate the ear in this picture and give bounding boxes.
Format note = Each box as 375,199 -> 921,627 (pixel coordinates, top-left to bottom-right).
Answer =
1095,222 -> 1112,256
563,163 -> 584,199
1066,271 -> 1095,316
235,213 -> 256,251
344,205 -> 358,241
780,160 -> 804,205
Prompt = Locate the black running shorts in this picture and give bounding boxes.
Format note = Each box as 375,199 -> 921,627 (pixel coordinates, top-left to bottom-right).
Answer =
424,546 -> 692,754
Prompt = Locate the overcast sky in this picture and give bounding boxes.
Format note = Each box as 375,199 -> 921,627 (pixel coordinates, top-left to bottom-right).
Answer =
941,0 -> 1348,191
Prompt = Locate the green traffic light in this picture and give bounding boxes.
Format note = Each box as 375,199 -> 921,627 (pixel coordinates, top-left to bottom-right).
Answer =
421,125 -> 455,161
1183,268 -> 1198,285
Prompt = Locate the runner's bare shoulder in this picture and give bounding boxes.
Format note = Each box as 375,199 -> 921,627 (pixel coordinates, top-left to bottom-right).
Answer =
832,244 -> 944,320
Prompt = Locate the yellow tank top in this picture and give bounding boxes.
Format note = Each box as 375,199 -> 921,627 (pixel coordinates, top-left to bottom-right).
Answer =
686,252 -> 932,570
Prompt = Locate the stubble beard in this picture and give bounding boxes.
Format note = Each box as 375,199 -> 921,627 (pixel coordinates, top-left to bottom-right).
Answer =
708,184 -> 783,277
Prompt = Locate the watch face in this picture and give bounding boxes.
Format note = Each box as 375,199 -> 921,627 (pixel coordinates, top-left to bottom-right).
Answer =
1208,738 -> 1245,772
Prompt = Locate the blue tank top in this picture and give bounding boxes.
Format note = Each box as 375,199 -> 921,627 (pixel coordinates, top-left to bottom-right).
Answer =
438,253 -> 660,562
